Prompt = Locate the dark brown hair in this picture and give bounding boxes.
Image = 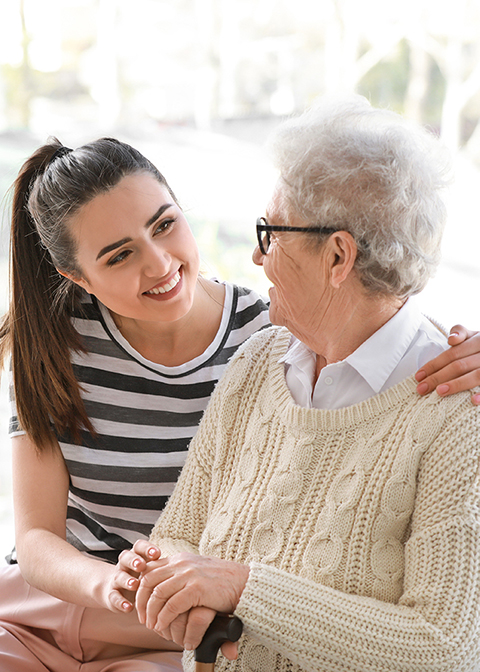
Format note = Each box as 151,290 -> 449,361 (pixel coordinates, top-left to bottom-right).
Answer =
0,137 -> 176,451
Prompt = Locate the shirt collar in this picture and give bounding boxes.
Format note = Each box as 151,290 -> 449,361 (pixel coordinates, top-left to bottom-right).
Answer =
279,297 -> 424,394
280,335 -> 316,367
344,297 -> 423,393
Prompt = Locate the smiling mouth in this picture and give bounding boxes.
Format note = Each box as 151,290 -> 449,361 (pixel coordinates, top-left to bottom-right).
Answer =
144,271 -> 181,295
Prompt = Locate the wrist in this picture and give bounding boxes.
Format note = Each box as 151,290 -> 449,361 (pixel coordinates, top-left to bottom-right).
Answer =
92,561 -> 118,609
233,562 -> 250,609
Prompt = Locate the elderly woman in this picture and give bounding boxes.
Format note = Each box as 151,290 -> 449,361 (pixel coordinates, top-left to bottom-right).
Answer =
121,97 -> 480,671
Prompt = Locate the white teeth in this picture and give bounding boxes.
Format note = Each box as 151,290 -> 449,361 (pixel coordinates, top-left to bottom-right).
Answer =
146,271 -> 180,295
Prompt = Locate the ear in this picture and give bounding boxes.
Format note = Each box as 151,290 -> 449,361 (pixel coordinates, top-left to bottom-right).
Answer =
327,231 -> 358,289
56,268 -> 91,293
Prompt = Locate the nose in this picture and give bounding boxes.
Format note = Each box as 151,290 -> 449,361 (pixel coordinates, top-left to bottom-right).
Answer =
143,241 -> 171,277
252,244 -> 264,266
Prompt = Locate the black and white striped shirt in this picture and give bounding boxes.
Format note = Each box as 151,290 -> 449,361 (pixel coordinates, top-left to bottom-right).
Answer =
9,282 -> 270,562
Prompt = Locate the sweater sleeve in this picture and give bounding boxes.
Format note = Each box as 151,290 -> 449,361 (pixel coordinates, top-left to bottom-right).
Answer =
234,399 -> 480,672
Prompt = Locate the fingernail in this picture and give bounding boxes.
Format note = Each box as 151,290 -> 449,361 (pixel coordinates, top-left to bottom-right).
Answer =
184,643 -> 193,651
148,547 -> 157,557
415,370 -> 426,382
472,394 -> 480,405
133,559 -> 141,569
122,601 -> 130,610
437,384 -> 449,395
450,332 -> 459,338
128,578 -> 136,587
416,382 -> 428,395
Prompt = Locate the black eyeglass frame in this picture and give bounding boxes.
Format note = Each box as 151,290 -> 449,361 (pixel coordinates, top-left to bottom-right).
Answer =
256,217 -> 339,255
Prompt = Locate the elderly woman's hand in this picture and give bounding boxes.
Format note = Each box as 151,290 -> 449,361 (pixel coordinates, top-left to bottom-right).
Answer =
416,325 -> 480,403
135,552 -> 249,653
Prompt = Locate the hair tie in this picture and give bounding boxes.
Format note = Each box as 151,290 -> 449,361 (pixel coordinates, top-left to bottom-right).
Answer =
49,145 -> 73,165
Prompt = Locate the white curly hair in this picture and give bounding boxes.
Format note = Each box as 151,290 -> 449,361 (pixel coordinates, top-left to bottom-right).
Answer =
268,95 -> 453,299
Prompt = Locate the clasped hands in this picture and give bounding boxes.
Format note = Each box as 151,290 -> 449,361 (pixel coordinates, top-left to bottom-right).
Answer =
109,539 -> 249,658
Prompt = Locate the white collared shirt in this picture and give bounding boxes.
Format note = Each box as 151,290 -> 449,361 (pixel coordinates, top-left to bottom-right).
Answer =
280,298 -> 449,410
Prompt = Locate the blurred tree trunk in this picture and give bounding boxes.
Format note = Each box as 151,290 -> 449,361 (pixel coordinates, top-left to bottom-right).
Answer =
194,0 -> 220,129
324,0 -> 404,96
437,0 -> 480,152
324,0 -> 360,93
440,9 -> 465,151
93,0 -> 121,128
217,0 -> 239,119
18,0 -> 33,128
404,41 -> 429,123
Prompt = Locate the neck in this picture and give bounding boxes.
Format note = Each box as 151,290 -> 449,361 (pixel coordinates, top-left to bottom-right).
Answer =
294,285 -> 404,381
110,277 -> 225,366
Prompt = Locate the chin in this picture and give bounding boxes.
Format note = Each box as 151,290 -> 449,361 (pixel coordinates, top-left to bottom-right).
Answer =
268,307 -> 286,327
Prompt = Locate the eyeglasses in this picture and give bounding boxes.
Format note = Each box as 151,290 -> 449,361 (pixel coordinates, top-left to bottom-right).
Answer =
256,217 -> 338,255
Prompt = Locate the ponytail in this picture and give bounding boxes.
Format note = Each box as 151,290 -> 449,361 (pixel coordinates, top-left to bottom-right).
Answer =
0,136 -> 174,451
0,142 -> 94,451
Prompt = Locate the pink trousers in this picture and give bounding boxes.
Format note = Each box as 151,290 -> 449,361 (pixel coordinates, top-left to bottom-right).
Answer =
0,564 -> 183,671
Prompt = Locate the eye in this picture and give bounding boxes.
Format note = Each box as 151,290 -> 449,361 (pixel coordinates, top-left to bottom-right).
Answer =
153,217 -> 176,235
106,249 -> 132,266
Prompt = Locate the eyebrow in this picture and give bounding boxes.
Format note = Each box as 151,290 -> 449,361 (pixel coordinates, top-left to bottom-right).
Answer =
96,203 -> 175,260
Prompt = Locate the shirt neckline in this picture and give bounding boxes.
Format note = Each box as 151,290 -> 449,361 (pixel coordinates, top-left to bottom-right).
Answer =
280,298 -> 429,395
343,297 -> 423,392
269,327 -> 437,431
95,281 -> 233,376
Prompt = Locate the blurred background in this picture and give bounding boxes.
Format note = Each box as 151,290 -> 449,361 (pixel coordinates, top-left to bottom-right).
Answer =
1,0 -> 480,558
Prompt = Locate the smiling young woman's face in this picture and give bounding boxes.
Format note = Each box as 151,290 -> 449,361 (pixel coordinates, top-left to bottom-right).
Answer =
63,172 -> 201,325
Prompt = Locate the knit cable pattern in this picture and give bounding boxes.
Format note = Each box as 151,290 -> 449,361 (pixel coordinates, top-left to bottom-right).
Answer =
150,327 -> 480,672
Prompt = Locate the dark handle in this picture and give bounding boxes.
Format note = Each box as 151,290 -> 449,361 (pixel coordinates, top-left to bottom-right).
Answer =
194,614 -> 243,664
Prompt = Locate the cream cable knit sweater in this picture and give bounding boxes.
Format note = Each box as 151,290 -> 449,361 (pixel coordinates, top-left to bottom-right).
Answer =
150,327 -> 480,672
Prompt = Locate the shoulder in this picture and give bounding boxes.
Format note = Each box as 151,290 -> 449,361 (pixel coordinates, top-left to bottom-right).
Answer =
226,325 -> 289,371
203,326 -> 288,424
225,282 -> 271,342
410,386 -> 480,463
71,290 -> 97,322
208,326 -> 286,399
234,283 -> 269,306
230,283 -> 270,320
70,291 -> 110,344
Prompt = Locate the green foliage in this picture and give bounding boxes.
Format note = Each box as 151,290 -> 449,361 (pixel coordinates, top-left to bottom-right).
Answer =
357,39 -> 446,129
357,39 -> 410,113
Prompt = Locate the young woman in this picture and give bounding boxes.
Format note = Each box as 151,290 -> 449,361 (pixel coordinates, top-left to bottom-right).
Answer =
0,136 -> 477,671
0,138 -> 270,671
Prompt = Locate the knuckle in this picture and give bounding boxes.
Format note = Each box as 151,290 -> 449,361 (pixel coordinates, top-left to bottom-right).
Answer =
107,590 -> 120,609
112,570 -> 123,586
188,610 -> 209,628
163,599 -> 179,618
152,585 -> 164,598
140,576 -> 155,592
451,358 -> 469,375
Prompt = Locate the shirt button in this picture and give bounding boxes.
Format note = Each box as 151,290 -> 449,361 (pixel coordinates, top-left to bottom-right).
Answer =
324,376 -> 333,386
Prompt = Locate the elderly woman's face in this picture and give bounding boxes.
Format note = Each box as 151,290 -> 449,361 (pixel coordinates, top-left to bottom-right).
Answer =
253,188 -> 332,340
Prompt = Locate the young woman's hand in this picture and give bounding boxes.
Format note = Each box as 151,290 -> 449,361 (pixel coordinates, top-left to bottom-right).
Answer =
107,540 -> 162,613
416,325 -> 480,403
135,552 -> 249,655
